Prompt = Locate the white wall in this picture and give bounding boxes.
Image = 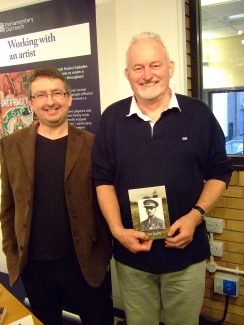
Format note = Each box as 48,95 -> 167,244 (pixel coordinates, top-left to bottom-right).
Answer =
0,0 -> 187,281
96,0 -> 187,111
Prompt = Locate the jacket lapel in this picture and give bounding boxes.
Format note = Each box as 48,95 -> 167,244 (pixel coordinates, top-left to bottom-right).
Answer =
65,125 -> 84,180
16,124 -> 83,182
17,125 -> 37,184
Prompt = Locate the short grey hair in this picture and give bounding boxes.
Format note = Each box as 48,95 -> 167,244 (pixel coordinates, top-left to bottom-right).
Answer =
126,32 -> 170,67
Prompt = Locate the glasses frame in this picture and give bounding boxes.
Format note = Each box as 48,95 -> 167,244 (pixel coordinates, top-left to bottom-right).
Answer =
30,90 -> 69,101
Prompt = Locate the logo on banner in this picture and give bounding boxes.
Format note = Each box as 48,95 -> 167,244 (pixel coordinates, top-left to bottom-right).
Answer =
0,22 -> 5,33
1,18 -> 34,33
3,107 -> 33,135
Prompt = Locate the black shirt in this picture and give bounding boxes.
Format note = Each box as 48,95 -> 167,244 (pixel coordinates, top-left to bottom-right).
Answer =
29,134 -> 76,261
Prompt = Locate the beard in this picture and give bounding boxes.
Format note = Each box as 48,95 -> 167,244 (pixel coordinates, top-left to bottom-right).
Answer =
136,80 -> 163,100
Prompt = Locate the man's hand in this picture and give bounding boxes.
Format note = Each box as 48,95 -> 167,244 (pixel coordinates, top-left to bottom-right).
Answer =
113,228 -> 153,253
165,212 -> 200,249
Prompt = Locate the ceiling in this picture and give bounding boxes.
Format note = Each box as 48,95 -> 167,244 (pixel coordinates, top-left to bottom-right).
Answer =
201,0 -> 244,39
0,0 -> 243,40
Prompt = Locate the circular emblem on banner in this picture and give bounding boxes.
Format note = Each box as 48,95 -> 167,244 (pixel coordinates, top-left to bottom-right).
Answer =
3,105 -> 33,135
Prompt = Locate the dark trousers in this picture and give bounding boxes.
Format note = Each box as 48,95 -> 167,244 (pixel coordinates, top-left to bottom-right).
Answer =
21,258 -> 113,325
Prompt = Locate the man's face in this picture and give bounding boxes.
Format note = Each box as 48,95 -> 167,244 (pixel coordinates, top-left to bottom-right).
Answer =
125,39 -> 174,104
145,206 -> 156,218
28,76 -> 72,128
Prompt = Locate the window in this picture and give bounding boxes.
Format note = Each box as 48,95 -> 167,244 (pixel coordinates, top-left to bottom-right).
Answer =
204,88 -> 244,155
189,0 -> 244,169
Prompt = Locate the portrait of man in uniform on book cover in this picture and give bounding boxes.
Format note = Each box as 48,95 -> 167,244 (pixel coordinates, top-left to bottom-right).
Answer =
139,198 -> 165,231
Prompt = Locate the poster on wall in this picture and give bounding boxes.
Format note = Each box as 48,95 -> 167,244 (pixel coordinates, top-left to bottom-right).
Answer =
0,0 -> 100,135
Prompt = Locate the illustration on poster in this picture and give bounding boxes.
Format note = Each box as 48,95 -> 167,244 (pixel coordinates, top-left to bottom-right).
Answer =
0,70 -> 33,136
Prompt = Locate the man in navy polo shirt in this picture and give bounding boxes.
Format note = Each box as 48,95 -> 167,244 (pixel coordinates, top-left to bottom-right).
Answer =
92,32 -> 233,325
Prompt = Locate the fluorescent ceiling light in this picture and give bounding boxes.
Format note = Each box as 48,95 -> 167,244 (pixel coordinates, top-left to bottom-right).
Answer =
201,0 -> 240,6
228,13 -> 244,20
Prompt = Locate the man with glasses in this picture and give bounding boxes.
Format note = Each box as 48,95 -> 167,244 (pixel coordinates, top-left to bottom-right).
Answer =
0,66 -> 112,325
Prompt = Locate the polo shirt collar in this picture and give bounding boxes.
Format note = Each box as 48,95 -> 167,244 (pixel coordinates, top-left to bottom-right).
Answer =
126,92 -> 181,121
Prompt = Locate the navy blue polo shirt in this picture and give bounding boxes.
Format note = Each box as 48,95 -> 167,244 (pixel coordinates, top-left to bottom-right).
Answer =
92,94 -> 233,273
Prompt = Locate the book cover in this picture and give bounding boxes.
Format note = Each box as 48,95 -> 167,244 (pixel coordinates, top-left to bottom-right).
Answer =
128,185 -> 170,240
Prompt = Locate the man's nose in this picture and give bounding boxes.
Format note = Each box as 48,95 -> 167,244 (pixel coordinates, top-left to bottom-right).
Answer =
46,94 -> 55,105
143,67 -> 153,80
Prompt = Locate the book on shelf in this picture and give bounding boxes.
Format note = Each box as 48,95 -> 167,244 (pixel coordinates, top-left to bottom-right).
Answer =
128,185 -> 170,240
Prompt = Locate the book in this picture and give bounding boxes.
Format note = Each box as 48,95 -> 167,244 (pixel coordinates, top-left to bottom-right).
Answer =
0,306 -> 7,325
128,185 -> 170,239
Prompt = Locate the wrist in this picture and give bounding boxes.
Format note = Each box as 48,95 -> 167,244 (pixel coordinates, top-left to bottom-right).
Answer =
192,205 -> 208,224
110,224 -> 125,239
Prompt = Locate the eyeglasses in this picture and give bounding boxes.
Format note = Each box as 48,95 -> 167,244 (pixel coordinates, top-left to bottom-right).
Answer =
30,90 -> 69,102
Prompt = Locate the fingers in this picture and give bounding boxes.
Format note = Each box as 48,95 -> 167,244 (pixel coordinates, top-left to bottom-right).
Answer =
166,229 -> 191,249
135,229 -> 150,241
165,235 -> 192,249
165,215 -> 196,249
139,238 -> 153,250
118,229 -> 153,253
166,228 -> 193,248
167,225 -> 177,238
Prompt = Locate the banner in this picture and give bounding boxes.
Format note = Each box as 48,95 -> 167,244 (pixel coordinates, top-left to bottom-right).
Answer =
0,0 -> 101,135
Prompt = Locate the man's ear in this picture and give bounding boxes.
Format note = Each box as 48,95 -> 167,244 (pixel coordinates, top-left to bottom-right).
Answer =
169,60 -> 175,78
28,99 -> 35,113
124,68 -> 129,80
68,94 -> 73,108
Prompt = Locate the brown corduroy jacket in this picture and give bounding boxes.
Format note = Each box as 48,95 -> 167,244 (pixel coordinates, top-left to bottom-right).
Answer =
0,123 -> 111,287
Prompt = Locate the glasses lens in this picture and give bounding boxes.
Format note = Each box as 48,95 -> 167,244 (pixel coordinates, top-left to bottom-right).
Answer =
32,90 -> 67,101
